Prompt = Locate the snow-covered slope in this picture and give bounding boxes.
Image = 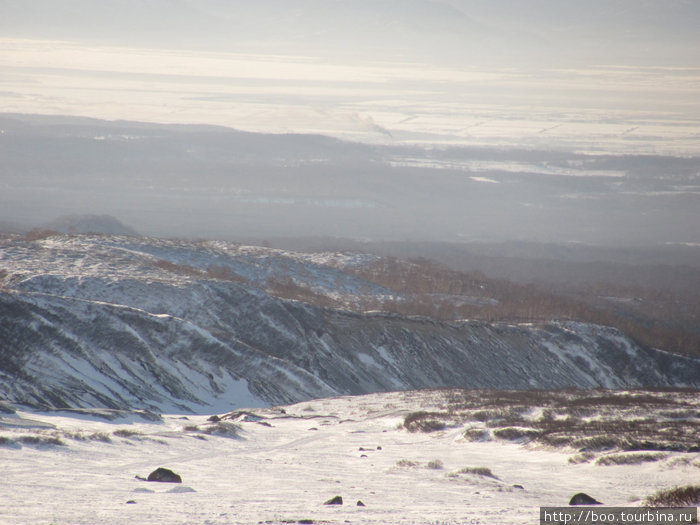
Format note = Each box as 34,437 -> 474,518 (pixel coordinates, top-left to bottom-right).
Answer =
1,234 -> 698,413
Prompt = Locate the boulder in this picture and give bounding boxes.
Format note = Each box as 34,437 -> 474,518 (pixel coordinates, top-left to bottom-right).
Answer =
147,467 -> 182,483
323,495 -> 343,505
569,493 -> 602,505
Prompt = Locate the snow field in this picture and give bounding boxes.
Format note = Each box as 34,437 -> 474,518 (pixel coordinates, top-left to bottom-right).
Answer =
1,391 -> 697,525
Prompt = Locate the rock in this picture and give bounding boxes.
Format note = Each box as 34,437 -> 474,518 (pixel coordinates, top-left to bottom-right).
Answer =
569,493 -> 603,505
147,467 -> 182,483
207,415 -> 221,422
357,500 -> 366,507
323,495 -> 343,505
513,484 -> 524,490
126,500 -> 136,504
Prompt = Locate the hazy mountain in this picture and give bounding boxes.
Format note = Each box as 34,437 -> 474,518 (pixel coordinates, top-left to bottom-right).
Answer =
43,214 -> 139,236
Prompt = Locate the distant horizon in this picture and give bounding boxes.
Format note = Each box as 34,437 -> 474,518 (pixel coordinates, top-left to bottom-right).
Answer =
1,0 -> 699,156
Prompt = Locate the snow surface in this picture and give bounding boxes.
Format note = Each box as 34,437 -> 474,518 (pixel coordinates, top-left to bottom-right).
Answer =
1,391 -> 697,525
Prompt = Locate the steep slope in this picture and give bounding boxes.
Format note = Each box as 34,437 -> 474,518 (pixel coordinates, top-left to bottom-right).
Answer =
1,234 -> 698,413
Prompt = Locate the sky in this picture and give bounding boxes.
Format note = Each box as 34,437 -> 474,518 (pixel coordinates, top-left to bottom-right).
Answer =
1,0 -> 699,155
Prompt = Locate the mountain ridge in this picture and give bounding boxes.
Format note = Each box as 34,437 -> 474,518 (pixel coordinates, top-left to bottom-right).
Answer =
1,234 -> 697,414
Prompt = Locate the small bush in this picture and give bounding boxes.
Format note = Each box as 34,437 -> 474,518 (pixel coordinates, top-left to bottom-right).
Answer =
426,459 -> 444,470
202,422 -> 241,438
89,432 -> 112,443
538,434 -> 574,447
571,435 -> 620,452
403,411 -> 448,433
18,435 -> 65,446
568,452 -> 596,464
493,427 -> 541,441
463,428 -> 490,442
113,429 -> 142,438
458,466 -> 498,479
596,452 -> 667,466
645,485 -> 700,507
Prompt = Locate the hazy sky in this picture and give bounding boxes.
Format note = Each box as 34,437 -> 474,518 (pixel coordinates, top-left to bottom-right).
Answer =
1,0 -> 699,154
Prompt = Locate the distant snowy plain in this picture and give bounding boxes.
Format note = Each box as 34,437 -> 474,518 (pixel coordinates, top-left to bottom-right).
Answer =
2,38 -> 699,156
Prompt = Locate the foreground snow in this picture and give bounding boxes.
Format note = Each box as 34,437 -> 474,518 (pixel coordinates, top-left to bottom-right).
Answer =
1,391 -> 697,525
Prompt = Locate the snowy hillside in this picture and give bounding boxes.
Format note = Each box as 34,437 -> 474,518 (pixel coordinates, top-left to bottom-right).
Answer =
1,234 -> 699,413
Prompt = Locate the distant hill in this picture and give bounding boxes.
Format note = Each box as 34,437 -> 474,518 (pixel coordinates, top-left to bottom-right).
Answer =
44,214 -> 139,236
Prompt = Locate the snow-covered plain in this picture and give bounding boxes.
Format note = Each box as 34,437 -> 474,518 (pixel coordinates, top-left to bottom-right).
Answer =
2,390 -> 698,525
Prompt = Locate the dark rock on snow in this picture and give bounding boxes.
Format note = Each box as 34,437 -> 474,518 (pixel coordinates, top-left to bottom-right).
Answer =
323,495 -> 343,505
569,493 -> 602,505
357,500 -> 366,507
147,467 -> 182,483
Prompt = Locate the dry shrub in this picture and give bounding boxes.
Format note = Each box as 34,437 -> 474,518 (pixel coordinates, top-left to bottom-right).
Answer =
18,435 -> 65,446
463,428 -> 490,442
596,452 -> 667,466
113,429 -> 142,438
645,485 -> 700,507
571,435 -> 621,452
202,422 -> 241,438
457,466 -> 498,479
403,411 -> 449,433
493,427 -> 541,441
568,452 -> 596,464
426,459 -> 444,470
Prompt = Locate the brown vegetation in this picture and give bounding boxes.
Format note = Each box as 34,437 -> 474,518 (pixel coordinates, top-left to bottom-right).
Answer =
399,388 -> 700,454
345,256 -> 699,357
645,485 -> 700,507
